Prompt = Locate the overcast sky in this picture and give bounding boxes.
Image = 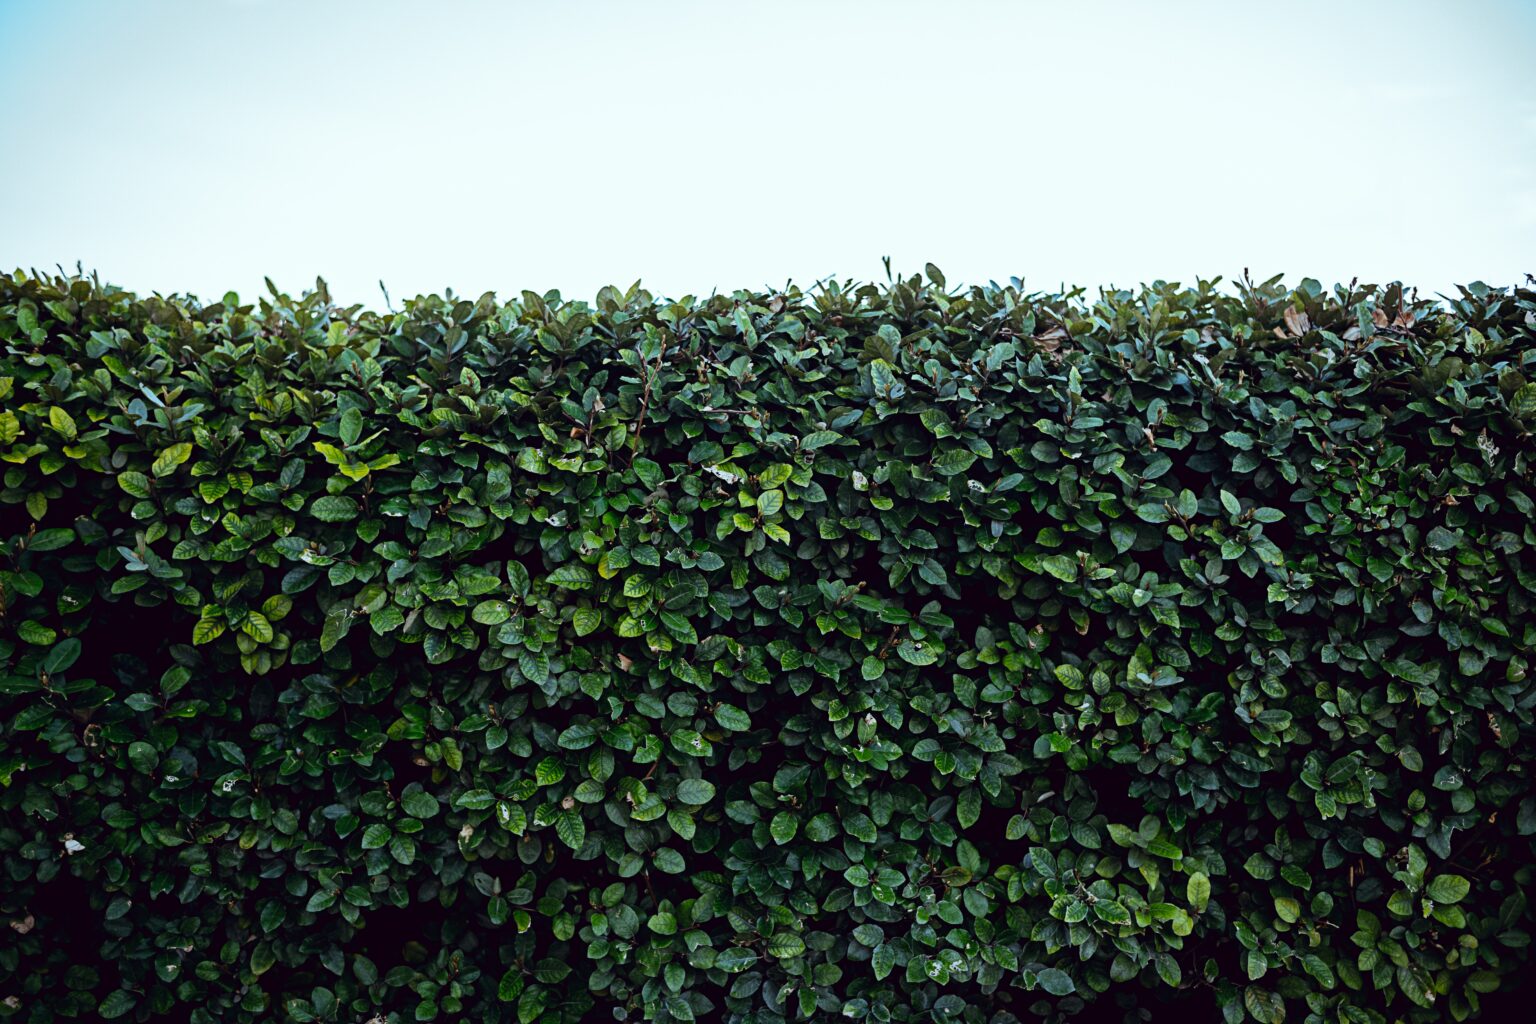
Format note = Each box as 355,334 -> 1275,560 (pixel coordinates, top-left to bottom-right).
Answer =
2,0 -> 1532,305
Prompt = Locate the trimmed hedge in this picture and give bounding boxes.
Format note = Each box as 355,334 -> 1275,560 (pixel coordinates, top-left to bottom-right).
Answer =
2,267 -> 1535,1024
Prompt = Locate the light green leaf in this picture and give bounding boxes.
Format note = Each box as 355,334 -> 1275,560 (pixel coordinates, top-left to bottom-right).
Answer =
152,442 -> 193,477
547,564 -> 593,589
572,607 -> 601,636
49,406 -> 77,440
1040,554 -> 1077,581
117,471 -> 151,498
1186,872 -> 1211,911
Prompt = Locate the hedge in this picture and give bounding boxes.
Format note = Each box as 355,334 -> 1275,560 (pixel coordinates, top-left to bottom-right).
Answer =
2,267 -> 1535,1024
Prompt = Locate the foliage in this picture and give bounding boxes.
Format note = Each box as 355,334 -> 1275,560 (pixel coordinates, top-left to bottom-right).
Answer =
2,266 -> 1536,1024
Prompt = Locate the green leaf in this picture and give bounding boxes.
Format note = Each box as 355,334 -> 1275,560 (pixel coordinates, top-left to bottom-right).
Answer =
714,704 -> 751,731
503,970 -> 534,1000
1040,554 -> 1077,582
547,564 -> 593,589
716,947 -> 756,973
767,932 -> 805,959
800,430 -> 841,450
956,787 -> 981,829
16,620 -> 57,645
556,809 -> 585,850
1093,900 -> 1130,924
1243,985 -> 1284,1024
152,441 -> 193,477
534,757 -> 566,785
339,407 -> 363,447
1511,382 -> 1536,417
242,611 -> 274,643
1037,967 -> 1075,996
676,779 -> 716,805
872,943 -> 896,980
516,447 -> 548,473
127,740 -> 158,774
1426,874 -> 1470,904
932,449 -> 977,476
43,637 -> 81,674
473,599 -> 511,625
305,889 -> 338,913
1397,963 -> 1434,1007
632,457 -> 662,488
1186,872 -> 1211,912
670,729 -> 711,757
455,789 -> 495,810
117,470 -> 152,498
1426,526 -> 1462,551
98,991 -> 137,1019
495,801 -> 527,835
401,790 -> 440,819
311,495 -> 360,522
897,639 -> 937,666
770,812 -> 798,845
319,608 -> 352,653
1154,952 -> 1182,987
48,405 -> 77,440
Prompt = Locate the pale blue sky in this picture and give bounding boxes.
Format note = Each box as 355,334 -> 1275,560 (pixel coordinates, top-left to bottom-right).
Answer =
2,0 -> 1532,303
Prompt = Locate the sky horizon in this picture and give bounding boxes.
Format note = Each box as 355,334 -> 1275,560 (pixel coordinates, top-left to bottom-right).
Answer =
2,0 -> 1533,305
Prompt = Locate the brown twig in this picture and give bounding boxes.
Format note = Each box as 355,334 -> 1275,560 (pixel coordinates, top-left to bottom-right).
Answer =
630,341 -> 668,456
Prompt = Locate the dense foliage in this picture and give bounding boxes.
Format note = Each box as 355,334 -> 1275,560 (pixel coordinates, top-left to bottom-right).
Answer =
2,266 -> 1535,1024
